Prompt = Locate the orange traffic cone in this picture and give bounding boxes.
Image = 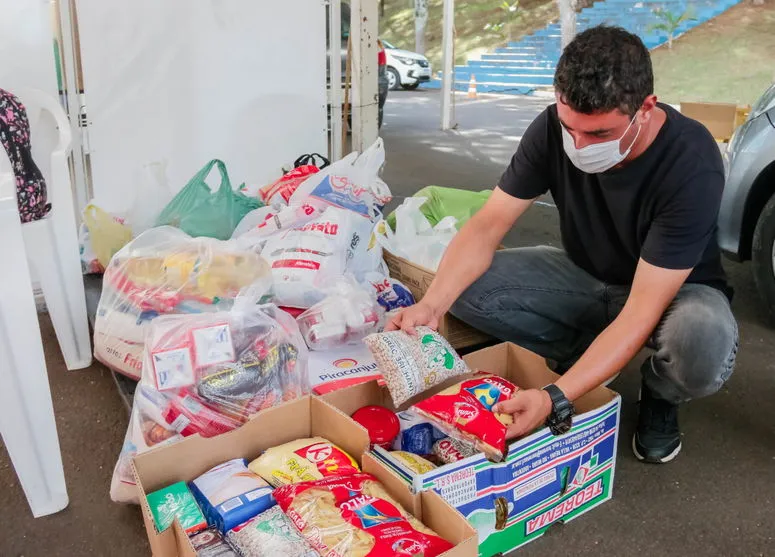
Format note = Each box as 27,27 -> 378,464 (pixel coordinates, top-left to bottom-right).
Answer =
467,74 -> 478,99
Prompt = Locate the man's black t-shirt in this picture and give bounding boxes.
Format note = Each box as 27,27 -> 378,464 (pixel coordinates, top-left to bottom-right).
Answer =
499,103 -> 729,294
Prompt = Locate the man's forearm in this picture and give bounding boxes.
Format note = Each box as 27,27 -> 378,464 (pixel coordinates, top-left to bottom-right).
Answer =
555,309 -> 654,401
421,223 -> 498,314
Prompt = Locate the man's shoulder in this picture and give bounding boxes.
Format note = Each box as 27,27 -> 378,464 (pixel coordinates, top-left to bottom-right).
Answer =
658,103 -> 724,175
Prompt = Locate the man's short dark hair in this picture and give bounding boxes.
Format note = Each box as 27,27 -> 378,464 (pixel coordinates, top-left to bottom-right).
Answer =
553,25 -> 654,117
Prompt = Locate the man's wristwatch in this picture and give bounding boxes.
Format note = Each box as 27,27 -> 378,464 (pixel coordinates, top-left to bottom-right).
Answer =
542,384 -> 575,436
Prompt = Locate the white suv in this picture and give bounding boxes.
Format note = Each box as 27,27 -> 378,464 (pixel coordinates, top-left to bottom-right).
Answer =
383,40 -> 432,91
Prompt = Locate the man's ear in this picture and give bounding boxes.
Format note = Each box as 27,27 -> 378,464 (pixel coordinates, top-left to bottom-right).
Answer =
639,95 -> 659,122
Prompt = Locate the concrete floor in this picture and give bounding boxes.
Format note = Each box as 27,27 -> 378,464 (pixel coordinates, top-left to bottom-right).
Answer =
2,90 -> 774,556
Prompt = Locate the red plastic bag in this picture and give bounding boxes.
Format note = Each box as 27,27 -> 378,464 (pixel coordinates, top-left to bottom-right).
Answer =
274,473 -> 453,557
412,373 -> 518,462
259,165 -> 320,206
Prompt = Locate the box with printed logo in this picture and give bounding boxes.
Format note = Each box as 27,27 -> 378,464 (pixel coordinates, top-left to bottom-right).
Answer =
323,342 -> 621,557
307,343 -> 384,394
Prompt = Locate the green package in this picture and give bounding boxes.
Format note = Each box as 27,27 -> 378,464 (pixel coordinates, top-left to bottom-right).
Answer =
387,186 -> 491,230
146,481 -> 207,534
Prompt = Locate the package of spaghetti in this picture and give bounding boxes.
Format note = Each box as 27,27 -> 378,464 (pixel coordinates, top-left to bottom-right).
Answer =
189,459 -> 275,533
412,373 -> 517,462
109,302 -> 309,504
274,473 -> 453,557
364,326 -> 470,406
248,437 -> 359,487
226,506 -> 317,557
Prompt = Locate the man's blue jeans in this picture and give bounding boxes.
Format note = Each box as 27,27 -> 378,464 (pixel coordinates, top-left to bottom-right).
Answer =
450,247 -> 738,404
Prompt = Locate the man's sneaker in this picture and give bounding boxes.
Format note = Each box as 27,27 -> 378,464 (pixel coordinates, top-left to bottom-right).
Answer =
632,381 -> 682,463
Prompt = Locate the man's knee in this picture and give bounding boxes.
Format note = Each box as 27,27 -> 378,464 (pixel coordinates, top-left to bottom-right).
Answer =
650,296 -> 738,401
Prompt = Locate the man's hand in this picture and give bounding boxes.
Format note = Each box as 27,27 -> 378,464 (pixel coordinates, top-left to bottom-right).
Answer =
493,389 -> 553,440
385,302 -> 441,335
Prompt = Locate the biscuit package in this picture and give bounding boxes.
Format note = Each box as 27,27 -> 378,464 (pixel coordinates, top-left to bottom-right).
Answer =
364,327 -> 470,406
413,373 -> 518,462
274,473 -> 453,557
248,437 -> 360,487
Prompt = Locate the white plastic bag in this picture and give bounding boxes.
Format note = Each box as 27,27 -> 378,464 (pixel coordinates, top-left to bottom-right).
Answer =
231,202 -> 320,252
110,301 -> 309,503
375,198 -> 458,271
297,276 -> 385,351
289,138 -> 392,220
261,206 -> 360,308
345,216 -> 388,280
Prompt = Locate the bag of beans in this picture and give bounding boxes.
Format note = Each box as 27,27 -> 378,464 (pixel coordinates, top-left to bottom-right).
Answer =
364,327 -> 470,406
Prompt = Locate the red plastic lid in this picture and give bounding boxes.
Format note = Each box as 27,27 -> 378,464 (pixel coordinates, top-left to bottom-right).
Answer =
352,405 -> 400,445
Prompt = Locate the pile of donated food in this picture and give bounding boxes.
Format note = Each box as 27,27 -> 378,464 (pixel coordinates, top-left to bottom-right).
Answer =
80,138 -> 502,556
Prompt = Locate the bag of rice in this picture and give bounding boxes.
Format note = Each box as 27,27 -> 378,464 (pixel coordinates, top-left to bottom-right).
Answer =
413,373 -> 517,462
274,473 -> 452,557
391,451 -> 437,474
248,437 -> 360,487
364,327 -> 470,406
226,506 -> 317,557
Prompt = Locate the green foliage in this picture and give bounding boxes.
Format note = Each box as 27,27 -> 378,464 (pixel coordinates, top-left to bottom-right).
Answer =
484,1 -> 522,40
647,6 -> 696,48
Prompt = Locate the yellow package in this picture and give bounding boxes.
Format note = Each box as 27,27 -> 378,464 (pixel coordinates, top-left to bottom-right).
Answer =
391,451 -> 437,474
248,438 -> 360,488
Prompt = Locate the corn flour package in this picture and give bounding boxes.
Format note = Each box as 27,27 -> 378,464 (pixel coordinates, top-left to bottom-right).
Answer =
248,437 -> 360,487
413,373 -> 517,462
189,459 -> 275,533
364,327 -> 470,406
274,473 -> 452,557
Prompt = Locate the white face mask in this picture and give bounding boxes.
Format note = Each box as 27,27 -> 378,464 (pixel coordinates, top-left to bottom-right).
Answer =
561,113 -> 641,174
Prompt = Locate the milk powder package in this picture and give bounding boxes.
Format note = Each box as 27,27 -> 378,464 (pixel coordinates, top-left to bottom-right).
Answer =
189,459 -> 275,533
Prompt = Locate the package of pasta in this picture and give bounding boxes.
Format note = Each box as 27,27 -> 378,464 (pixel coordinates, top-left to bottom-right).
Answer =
248,437 -> 360,487
226,506 -> 318,557
364,326 -> 470,406
274,473 -> 453,557
109,302 -> 310,504
93,226 -> 272,379
412,373 -> 517,462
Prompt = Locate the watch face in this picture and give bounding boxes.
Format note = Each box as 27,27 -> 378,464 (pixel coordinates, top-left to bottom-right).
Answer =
552,418 -> 572,435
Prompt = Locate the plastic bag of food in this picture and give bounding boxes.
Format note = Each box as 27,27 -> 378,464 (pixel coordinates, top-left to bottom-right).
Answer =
391,451 -> 437,474
364,327 -> 470,406
297,277 -> 385,351
289,139 -> 392,221
375,199 -> 458,271
190,528 -> 240,557
392,409 -> 447,455
156,159 -> 261,240
413,373 -> 518,462
362,273 -> 416,312
109,302 -> 309,503
274,473 -> 453,557
189,459 -> 275,533
386,186 -> 491,231
226,506 -> 318,557
261,206 -> 362,308
432,437 -> 477,464
258,153 -> 330,206
82,203 -> 133,271
248,437 -> 360,487
93,227 -> 272,379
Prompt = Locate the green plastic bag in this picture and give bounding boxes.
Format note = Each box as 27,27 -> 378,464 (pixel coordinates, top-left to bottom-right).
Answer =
156,159 -> 261,240
387,186 -> 491,230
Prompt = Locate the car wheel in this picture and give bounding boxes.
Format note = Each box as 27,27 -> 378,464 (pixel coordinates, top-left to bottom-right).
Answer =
402,82 -> 420,90
752,192 -> 775,325
387,67 -> 401,91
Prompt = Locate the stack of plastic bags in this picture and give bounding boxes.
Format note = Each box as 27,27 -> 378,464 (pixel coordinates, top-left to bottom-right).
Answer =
110,299 -> 309,503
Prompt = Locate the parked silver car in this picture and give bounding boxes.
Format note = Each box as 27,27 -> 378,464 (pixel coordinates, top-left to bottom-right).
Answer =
719,83 -> 775,323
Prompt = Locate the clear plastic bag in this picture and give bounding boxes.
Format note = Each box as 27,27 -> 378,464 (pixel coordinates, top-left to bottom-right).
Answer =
261,206 -> 362,309
93,227 -> 272,379
297,277 -> 385,351
289,139 -> 392,221
109,301 -> 309,503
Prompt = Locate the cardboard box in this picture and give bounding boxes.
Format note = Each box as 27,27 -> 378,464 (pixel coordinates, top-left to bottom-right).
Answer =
382,250 -> 494,349
132,395 -> 477,557
324,343 -> 621,557
680,101 -> 739,142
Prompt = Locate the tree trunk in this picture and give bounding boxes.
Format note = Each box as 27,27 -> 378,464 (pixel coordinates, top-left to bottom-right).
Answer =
415,0 -> 429,54
557,0 -> 577,49
667,34 -> 673,49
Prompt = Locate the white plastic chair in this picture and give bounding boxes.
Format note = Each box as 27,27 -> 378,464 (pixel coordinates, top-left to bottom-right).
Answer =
17,88 -> 92,370
0,146 -> 68,517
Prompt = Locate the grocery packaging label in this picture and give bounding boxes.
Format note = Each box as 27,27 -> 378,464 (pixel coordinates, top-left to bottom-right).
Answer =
146,481 -> 207,535
293,441 -> 359,478
151,346 -> 195,390
309,174 -> 374,219
391,451 -> 436,474
249,438 -> 360,487
308,345 -> 382,395
373,397 -> 620,557
191,323 -> 235,368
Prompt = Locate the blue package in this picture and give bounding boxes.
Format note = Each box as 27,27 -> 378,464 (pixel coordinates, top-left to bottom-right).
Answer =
393,410 -> 447,455
367,275 -> 416,312
189,458 -> 275,533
